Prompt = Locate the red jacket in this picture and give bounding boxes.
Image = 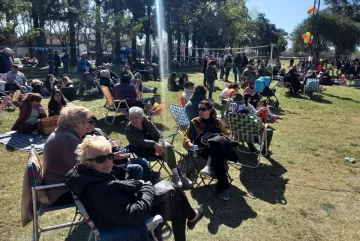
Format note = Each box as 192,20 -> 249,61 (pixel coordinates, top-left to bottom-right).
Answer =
12,101 -> 47,130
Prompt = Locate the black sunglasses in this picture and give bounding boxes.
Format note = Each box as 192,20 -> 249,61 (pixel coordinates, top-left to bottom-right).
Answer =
198,107 -> 208,112
86,153 -> 114,164
87,119 -> 95,125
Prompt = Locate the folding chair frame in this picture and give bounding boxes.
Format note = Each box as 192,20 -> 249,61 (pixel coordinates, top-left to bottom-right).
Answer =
101,86 -> 129,125
28,161 -> 83,241
72,194 -> 173,241
303,78 -> 320,98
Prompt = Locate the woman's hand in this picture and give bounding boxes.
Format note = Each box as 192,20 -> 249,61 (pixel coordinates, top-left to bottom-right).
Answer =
38,106 -> 45,115
154,143 -> 164,156
109,138 -> 121,147
114,151 -> 131,160
187,142 -> 194,149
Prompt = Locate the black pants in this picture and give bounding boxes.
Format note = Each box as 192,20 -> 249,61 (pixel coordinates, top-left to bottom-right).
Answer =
150,187 -> 196,241
63,63 -> 69,74
208,143 -> 229,191
4,83 -> 20,92
18,122 -> 39,134
51,191 -> 74,206
203,72 -> 207,86
54,66 -> 59,76
247,128 -> 273,153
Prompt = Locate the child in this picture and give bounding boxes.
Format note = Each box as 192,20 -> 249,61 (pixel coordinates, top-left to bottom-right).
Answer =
257,100 -> 282,123
243,81 -> 255,95
225,83 -> 240,98
219,83 -> 231,101
182,81 -> 194,102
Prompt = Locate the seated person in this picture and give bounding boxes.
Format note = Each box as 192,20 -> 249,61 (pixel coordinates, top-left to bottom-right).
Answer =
243,81 -> 255,95
168,72 -> 180,91
184,100 -> 238,201
320,71 -> 332,85
42,105 -> 92,206
85,67 -> 102,92
225,83 -> 240,98
178,73 -> 189,89
5,64 -> 32,93
66,135 -> 204,241
284,67 -> 301,94
257,100 -> 282,123
125,107 -> 192,189
131,72 -> 157,93
279,67 -> 286,77
60,76 -> 76,101
182,81 -> 195,102
11,93 -> 47,133
250,92 -> 260,109
185,85 -> 207,121
112,74 -> 143,108
122,65 -> 134,78
101,63 -> 119,80
98,69 -> 114,90
242,64 -> 255,82
304,70 -> 317,86
48,89 -> 68,116
43,74 -> 59,96
85,115 -> 150,181
219,83 -> 231,102
30,79 -> 43,94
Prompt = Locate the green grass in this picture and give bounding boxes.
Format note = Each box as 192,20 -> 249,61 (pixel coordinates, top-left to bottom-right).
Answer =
1,62 -> 360,241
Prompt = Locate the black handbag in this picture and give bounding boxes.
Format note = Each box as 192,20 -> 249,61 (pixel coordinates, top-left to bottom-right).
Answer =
153,180 -> 175,206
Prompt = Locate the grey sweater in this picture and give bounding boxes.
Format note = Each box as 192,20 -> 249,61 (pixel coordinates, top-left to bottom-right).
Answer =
42,127 -> 83,204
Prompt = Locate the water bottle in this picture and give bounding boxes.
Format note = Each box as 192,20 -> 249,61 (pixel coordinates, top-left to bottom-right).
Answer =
193,145 -> 199,158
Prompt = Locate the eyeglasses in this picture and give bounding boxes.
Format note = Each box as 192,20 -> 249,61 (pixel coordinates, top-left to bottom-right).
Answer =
198,107 -> 208,112
86,153 -> 114,164
87,119 -> 95,125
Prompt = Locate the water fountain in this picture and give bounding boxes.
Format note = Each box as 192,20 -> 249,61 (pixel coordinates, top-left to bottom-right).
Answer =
155,0 -> 167,84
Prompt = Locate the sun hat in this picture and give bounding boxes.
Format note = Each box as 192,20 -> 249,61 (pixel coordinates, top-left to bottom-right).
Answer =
4,47 -> 14,55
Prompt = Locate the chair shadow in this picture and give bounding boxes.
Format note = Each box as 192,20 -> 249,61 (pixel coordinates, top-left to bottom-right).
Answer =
65,223 -> 92,241
190,185 -> 257,235
153,123 -> 169,132
269,107 -> 286,116
310,96 -> 332,104
322,92 -> 360,104
96,116 -> 128,136
239,157 -> 288,205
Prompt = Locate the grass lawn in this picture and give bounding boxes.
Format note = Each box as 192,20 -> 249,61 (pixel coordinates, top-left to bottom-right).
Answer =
0,62 -> 360,241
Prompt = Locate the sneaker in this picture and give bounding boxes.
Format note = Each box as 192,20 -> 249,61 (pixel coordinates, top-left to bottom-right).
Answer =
199,165 -> 212,178
187,204 -> 205,230
180,176 -> 193,190
153,87 -> 158,94
171,174 -> 183,188
219,189 -> 230,201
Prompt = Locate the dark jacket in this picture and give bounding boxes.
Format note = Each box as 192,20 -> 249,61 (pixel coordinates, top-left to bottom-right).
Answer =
184,92 -> 207,121
12,101 -> 47,130
202,59 -> 208,74
65,164 -> 155,240
61,54 -> 69,64
206,65 -> 216,84
48,100 -> 66,117
43,127 -> 82,203
242,56 -> 248,67
112,82 -> 137,104
125,118 -> 161,157
44,79 -> 60,93
234,56 -> 242,68
54,54 -> 61,67
0,53 -> 13,73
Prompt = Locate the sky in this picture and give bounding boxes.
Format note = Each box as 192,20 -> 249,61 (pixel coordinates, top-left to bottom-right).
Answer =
246,0 -> 325,47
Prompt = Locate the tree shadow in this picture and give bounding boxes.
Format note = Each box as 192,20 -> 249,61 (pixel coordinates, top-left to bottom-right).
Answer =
322,92 -> 360,104
190,185 -> 257,235
310,96 -> 332,104
239,157 -> 288,205
96,116 -> 128,136
154,123 -> 169,132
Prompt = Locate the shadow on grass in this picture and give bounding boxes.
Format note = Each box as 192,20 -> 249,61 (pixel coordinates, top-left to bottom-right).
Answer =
190,185 -> 257,235
322,92 -> 360,104
65,223 -> 91,241
239,157 -> 288,205
310,96 -> 332,104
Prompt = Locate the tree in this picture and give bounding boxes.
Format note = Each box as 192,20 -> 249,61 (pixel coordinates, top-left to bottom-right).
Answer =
291,11 -> 360,58
325,0 -> 360,22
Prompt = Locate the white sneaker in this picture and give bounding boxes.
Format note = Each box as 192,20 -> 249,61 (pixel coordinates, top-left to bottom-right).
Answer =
171,174 -> 183,188
200,165 -> 212,178
180,176 -> 193,189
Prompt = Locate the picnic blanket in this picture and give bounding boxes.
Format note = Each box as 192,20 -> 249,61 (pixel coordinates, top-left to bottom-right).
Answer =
0,131 -> 48,153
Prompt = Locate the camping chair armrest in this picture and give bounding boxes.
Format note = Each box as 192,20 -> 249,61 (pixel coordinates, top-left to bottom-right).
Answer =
145,215 -> 163,231
161,130 -> 180,139
113,100 -> 121,103
33,183 -> 66,190
119,98 -> 129,101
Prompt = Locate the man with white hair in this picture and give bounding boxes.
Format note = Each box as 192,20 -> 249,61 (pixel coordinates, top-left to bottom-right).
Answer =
77,52 -> 92,95
0,47 -> 14,74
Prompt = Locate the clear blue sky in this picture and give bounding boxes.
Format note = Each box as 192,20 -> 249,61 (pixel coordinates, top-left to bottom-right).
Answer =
246,0 -> 325,46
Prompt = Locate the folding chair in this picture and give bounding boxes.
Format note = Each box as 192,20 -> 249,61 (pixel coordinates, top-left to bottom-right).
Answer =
72,194 -> 172,241
0,95 -> 12,119
304,78 -> 320,98
101,86 -> 129,125
12,89 -> 22,107
26,148 -> 83,241
228,112 -> 267,168
146,103 -> 166,122
176,93 -> 187,107
275,77 -> 294,94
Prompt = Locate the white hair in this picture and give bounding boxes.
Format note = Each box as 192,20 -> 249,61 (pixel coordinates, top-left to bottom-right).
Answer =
129,107 -> 144,120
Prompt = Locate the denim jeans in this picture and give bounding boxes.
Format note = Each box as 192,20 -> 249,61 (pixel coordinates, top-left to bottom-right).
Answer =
220,66 -> 225,79
142,86 -> 154,93
208,81 -> 215,100
128,158 -> 150,181
63,63 -> 69,74
233,67 -> 242,82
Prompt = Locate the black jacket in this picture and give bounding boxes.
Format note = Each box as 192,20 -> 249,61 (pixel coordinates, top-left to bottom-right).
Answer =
242,56 -> 248,67
234,56 -> 242,68
206,65 -> 216,83
65,165 -> 155,234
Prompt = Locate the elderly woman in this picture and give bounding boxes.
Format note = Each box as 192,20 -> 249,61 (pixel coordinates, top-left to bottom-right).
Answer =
12,93 -> 47,133
125,107 -> 192,189
66,135 -> 204,241
48,89 -> 68,116
85,115 -> 150,181
42,105 -> 92,206
184,100 -> 238,201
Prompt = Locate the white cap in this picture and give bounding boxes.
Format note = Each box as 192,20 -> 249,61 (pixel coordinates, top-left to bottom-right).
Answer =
81,52 -> 87,56
4,47 -> 14,55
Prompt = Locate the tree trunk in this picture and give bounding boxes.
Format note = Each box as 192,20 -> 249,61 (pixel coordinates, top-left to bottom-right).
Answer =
145,3 -> 151,61
191,33 -> 196,60
114,0 -> 122,64
176,30 -> 181,61
95,0 -> 103,66
68,0 -> 77,66
185,33 -> 189,63
131,37 -> 137,59
167,30 -> 173,71
35,0 -> 47,68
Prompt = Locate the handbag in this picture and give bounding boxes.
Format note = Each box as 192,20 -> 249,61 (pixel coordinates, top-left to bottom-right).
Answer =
153,180 -> 175,206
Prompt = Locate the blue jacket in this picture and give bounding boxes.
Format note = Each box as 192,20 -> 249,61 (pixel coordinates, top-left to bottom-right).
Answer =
0,53 -> 13,73
185,92 -> 208,120
61,54 -> 70,64
77,58 -> 92,73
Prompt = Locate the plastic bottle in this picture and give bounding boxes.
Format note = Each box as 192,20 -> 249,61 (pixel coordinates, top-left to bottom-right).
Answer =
193,145 -> 199,158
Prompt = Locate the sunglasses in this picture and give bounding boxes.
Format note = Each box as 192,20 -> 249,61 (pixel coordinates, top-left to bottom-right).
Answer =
198,107 -> 208,112
87,119 -> 95,125
86,153 -> 114,164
